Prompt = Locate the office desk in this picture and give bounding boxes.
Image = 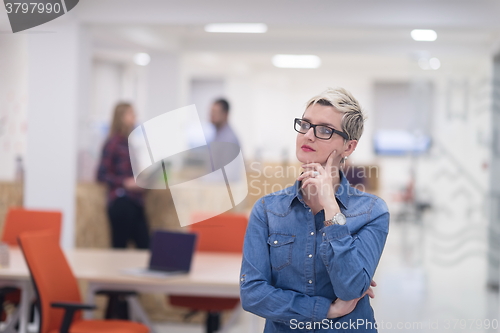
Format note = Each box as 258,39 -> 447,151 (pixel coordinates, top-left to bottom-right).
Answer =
0,248 -> 244,333
68,249 -> 242,297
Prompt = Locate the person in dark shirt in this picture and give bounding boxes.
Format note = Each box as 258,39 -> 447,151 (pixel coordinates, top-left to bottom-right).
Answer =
97,102 -> 150,249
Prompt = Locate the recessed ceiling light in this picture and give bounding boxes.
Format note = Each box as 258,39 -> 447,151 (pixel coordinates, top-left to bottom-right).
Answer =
134,53 -> 150,66
204,23 -> 268,33
411,29 -> 437,41
272,54 -> 321,69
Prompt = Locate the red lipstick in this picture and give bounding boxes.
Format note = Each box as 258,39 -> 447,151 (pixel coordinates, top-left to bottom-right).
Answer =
301,145 -> 315,152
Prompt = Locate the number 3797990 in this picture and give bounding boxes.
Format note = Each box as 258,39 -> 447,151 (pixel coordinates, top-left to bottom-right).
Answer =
5,2 -> 62,14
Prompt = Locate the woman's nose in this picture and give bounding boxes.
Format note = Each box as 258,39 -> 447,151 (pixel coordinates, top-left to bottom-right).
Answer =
304,127 -> 315,140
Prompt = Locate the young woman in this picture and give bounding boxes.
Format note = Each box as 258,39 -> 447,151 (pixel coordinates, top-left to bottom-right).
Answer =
240,88 -> 389,332
97,102 -> 150,249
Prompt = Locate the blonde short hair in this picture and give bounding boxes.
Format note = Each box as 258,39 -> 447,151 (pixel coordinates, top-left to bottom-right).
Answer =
305,87 -> 366,141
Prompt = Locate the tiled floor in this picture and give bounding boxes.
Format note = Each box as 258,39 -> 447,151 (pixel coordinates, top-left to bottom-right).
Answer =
153,211 -> 500,333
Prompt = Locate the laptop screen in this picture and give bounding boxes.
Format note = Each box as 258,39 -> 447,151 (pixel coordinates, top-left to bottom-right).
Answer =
148,231 -> 197,272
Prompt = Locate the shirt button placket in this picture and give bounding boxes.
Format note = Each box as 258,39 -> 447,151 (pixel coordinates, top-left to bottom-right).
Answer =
305,214 -> 315,294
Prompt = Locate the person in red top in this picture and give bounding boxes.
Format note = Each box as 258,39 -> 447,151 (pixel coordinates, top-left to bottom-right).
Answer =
97,102 -> 150,249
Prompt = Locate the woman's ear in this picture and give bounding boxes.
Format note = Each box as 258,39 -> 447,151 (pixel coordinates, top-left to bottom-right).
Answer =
344,140 -> 358,157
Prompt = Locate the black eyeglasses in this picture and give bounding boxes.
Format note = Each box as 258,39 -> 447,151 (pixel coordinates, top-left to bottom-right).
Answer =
294,118 -> 349,140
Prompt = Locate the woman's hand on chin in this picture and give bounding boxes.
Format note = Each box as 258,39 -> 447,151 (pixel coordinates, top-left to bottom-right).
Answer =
297,150 -> 338,209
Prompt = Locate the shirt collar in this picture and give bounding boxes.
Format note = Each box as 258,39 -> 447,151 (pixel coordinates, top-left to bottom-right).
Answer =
287,170 -> 350,210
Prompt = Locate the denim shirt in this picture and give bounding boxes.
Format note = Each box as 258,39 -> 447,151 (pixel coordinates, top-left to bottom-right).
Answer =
240,172 -> 390,332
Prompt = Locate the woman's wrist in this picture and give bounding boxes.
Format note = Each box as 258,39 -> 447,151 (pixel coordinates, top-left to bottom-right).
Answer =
323,201 -> 341,221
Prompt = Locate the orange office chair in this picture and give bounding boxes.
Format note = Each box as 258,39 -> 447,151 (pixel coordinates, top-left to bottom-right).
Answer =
0,208 -> 62,325
18,230 -> 149,333
169,213 -> 248,333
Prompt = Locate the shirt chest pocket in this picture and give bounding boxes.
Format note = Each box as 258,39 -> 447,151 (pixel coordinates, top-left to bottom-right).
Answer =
267,233 -> 296,271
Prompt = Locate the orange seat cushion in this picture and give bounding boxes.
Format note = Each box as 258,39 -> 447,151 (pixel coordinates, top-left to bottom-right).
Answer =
48,320 -> 149,333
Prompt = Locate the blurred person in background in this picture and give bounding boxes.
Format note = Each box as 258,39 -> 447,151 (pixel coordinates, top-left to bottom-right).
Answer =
207,98 -> 242,181
97,102 -> 150,249
209,98 -> 239,145
240,88 -> 389,332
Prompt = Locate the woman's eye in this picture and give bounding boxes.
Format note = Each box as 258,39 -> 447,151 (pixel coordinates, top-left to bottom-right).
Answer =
319,127 -> 333,135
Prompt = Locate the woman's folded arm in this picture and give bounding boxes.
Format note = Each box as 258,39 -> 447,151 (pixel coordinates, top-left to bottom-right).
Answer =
320,198 -> 389,301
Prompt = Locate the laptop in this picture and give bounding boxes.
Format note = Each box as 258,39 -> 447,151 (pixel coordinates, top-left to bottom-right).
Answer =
123,230 -> 197,278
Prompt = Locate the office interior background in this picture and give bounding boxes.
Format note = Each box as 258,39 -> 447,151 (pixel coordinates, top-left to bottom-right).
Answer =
1,0 -> 500,332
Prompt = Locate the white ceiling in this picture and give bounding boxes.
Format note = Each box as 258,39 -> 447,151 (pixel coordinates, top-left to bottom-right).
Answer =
76,0 -> 500,28
89,24 -> 497,53
80,0 -> 500,58
2,0 -> 500,58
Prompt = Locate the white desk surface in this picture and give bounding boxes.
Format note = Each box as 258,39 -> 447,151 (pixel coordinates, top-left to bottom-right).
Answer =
0,248 -> 242,297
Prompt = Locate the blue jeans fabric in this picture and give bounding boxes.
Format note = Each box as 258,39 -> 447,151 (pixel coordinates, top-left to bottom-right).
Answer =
240,172 -> 390,332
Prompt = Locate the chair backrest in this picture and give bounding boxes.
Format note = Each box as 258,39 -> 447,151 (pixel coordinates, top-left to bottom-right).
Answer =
2,208 -> 62,246
18,231 -> 82,333
189,213 -> 248,253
